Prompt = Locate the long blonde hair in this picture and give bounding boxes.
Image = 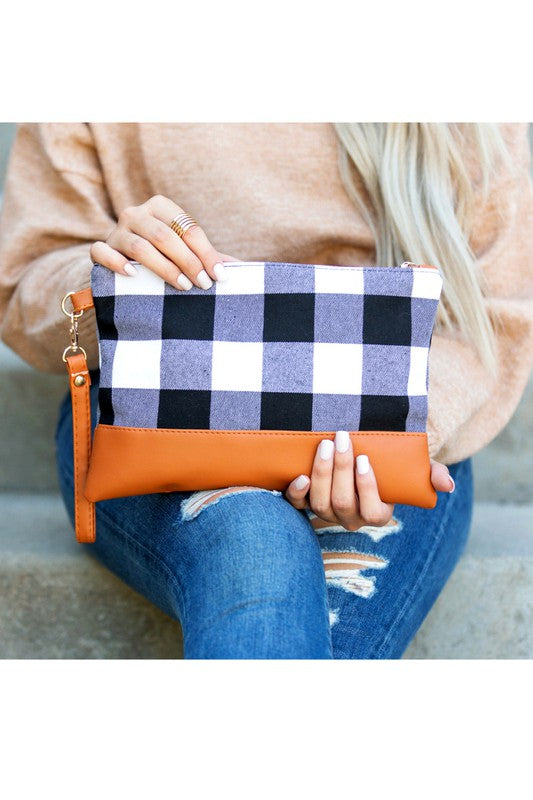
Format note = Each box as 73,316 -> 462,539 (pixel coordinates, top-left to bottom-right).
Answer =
333,123 -> 510,374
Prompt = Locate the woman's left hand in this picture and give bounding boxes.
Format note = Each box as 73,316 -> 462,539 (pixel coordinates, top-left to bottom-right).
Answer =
284,431 -> 455,532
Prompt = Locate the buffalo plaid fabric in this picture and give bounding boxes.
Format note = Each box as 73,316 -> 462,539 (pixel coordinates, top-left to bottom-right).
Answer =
92,260 -> 442,432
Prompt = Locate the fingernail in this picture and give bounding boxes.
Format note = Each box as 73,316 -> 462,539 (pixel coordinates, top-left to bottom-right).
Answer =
213,262 -> 227,282
319,439 -> 334,460
177,274 -> 193,291
356,454 -> 370,475
123,263 -> 137,277
448,475 -> 455,493
197,269 -> 213,290
335,430 -> 350,453
294,475 -> 310,490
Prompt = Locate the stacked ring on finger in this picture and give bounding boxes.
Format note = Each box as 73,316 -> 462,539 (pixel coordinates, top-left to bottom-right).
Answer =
169,213 -> 198,239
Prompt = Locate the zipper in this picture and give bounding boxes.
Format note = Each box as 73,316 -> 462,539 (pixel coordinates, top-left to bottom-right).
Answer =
400,261 -> 438,270
220,260 -> 439,271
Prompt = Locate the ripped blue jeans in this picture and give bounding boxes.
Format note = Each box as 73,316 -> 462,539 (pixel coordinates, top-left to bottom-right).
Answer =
55,383 -> 473,659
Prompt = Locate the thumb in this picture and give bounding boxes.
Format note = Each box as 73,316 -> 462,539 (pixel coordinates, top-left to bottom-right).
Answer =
284,474 -> 311,509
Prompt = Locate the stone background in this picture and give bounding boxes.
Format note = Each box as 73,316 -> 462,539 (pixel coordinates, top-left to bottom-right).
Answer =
0,122 -> 531,658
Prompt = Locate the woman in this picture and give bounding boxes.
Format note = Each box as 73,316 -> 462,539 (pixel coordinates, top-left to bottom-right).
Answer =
0,123 -> 532,658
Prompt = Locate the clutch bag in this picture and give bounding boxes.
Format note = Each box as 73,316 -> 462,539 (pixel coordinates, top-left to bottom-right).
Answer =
62,259 -> 443,542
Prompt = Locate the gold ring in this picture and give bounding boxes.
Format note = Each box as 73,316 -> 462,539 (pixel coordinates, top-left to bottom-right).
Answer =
62,345 -> 88,363
61,291 -> 84,320
169,213 -> 198,238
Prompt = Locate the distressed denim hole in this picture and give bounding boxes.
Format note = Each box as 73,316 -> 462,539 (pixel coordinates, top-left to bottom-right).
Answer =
329,608 -> 340,627
180,486 -> 282,521
309,512 -> 403,541
322,549 -> 389,599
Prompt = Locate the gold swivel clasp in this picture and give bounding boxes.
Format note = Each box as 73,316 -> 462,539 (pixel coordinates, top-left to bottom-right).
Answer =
61,292 -> 87,362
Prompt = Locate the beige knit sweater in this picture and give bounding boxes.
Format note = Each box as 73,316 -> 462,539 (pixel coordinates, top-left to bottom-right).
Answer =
0,123 -> 532,465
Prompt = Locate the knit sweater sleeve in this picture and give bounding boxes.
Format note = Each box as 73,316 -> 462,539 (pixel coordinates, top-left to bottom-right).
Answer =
427,123 -> 533,464
0,123 -> 115,373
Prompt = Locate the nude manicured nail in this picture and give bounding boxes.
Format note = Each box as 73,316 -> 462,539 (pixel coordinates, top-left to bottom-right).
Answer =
294,475 -> 310,490
123,263 -> 137,277
448,475 -> 455,493
197,270 -> 213,290
213,262 -> 227,282
177,274 -> 193,290
356,454 -> 370,474
319,439 -> 334,460
335,430 -> 350,453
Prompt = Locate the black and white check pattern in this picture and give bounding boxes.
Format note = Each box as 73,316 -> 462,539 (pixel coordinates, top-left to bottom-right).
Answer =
92,260 -> 442,432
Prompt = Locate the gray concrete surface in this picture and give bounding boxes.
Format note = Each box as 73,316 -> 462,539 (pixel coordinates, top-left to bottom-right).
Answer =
0,361 -> 65,493
0,494 -> 183,659
0,122 -> 15,185
471,374 -> 533,504
405,503 -> 533,659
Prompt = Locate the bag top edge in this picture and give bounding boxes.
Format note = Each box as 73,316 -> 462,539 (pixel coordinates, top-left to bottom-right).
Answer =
91,259 -> 442,275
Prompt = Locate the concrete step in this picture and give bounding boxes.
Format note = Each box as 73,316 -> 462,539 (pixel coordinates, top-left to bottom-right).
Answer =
1,342 -> 532,501
0,494 -> 183,658
0,369 -> 66,494
0,493 -> 531,659
471,382 -> 533,504
406,502 -> 533,658
0,342 -> 66,493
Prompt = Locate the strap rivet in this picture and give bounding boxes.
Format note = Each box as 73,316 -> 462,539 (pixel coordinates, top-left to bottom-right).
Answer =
74,375 -> 86,387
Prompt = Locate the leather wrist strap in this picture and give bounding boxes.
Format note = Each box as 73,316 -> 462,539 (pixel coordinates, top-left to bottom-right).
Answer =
63,288 -> 96,542
65,313 -> 96,542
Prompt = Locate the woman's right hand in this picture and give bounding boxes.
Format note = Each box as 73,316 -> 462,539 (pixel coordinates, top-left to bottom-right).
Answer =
89,194 -> 239,290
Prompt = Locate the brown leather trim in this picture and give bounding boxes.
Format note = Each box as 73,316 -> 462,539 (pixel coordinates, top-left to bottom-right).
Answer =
85,426 -> 437,508
71,287 -> 94,313
66,353 -> 96,542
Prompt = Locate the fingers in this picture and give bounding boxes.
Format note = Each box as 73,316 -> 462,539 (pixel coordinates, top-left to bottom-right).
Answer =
92,237 -> 193,290
147,195 -> 228,283
287,440 -> 394,532
330,431 -> 359,529
308,438 -> 337,523
354,454 -> 394,527
96,195 -> 238,290
120,210 -> 211,290
285,474 -> 311,510
90,241 -> 136,277
430,459 -> 455,493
